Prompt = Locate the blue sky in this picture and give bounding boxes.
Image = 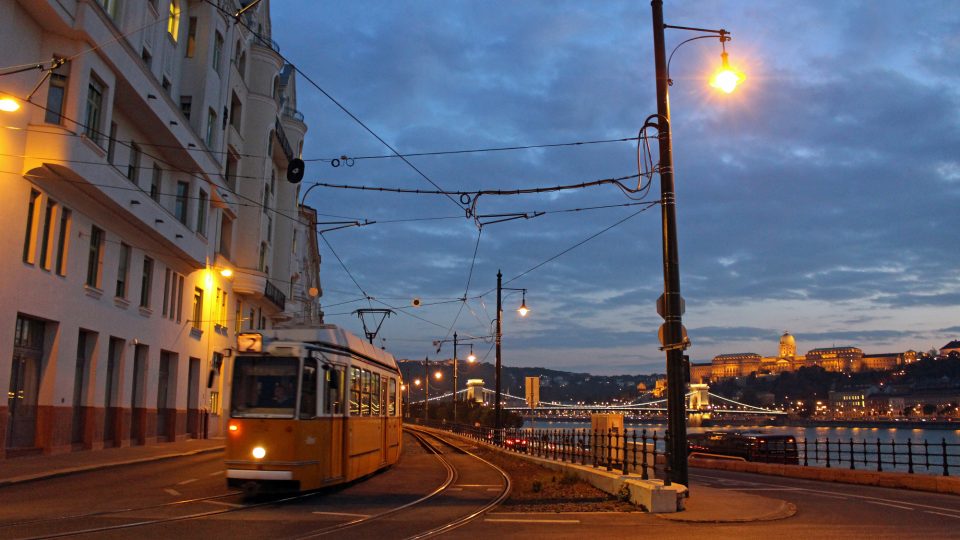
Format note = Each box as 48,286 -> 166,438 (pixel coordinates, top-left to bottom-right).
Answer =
270,0 -> 960,374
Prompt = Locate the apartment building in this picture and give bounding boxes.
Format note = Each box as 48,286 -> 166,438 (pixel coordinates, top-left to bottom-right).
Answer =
0,0 -> 316,458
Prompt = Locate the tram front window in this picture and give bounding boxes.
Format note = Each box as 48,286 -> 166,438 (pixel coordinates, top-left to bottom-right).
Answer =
231,356 -> 299,418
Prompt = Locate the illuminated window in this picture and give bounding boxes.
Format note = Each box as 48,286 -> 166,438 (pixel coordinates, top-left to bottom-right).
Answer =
167,0 -> 180,41
191,286 -> 203,329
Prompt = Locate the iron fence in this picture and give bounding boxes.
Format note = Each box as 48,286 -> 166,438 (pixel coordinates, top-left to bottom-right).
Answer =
417,420 -> 960,478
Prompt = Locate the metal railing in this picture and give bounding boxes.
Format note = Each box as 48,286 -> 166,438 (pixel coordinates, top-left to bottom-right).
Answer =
416,420 -> 960,479
424,422 -> 671,482
798,437 -> 960,476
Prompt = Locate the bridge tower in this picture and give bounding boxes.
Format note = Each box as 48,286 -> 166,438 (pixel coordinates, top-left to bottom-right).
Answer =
688,383 -> 710,410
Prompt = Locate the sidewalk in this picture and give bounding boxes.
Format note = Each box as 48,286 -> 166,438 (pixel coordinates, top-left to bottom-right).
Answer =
659,483 -> 797,522
0,438 -> 225,487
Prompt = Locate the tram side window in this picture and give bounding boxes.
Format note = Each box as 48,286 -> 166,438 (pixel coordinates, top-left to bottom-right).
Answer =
325,366 -> 343,415
388,378 -> 397,416
299,359 -> 317,419
361,369 -> 371,416
371,372 -> 381,416
349,367 -> 361,415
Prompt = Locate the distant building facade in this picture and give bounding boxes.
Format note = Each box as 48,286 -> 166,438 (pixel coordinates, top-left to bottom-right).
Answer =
706,332 -> 919,382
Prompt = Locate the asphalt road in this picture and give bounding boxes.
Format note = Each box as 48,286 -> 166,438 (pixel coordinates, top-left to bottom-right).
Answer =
3,438 -> 960,539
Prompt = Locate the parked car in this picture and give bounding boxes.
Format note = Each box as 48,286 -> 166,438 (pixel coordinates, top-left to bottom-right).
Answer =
687,431 -> 799,464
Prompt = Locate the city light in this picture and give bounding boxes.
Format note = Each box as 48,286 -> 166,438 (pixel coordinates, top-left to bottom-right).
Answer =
0,98 -> 20,112
710,52 -> 743,93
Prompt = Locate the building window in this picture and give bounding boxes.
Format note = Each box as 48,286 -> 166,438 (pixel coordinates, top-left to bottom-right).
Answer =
55,208 -> 71,276
84,76 -> 106,146
44,61 -> 68,124
185,17 -> 197,58
234,299 -> 242,333
197,189 -> 208,236
86,225 -> 104,288
97,0 -> 119,19
22,189 -> 40,264
175,181 -> 189,224
116,242 -> 131,298
218,213 -> 233,258
162,268 -> 185,321
192,287 -> 203,329
140,257 -> 153,308
180,95 -> 191,121
162,76 -> 171,95
141,47 -> 152,68
150,164 -> 162,201
262,184 -> 269,214
39,199 -> 57,270
258,242 -> 267,272
267,215 -> 273,243
167,0 -> 180,41
106,122 -> 118,164
219,290 -> 228,327
205,108 -> 216,147
127,142 -> 141,183
212,31 -> 224,75
270,169 -> 275,193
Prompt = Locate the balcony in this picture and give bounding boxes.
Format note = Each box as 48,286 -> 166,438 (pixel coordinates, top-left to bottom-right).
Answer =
233,271 -> 286,312
282,107 -> 304,122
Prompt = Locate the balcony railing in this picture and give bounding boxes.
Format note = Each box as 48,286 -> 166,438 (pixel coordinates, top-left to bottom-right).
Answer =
282,107 -> 304,122
264,279 -> 286,311
253,33 -> 280,54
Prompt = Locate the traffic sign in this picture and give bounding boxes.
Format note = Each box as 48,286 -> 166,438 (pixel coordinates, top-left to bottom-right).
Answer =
656,293 -> 685,318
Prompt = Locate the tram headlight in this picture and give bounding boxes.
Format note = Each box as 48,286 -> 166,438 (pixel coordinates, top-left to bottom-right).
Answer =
252,446 -> 266,459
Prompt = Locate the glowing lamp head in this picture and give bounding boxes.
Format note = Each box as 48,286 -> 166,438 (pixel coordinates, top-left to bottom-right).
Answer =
220,268 -> 233,278
710,51 -> 742,94
467,352 -> 476,363
228,422 -> 239,434
414,378 -> 421,387
434,371 -> 442,380
0,98 -> 20,112
252,446 -> 266,459
517,302 -> 529,317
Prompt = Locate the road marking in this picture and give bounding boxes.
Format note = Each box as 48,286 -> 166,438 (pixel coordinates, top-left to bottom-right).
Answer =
865,500 -> 914,511
925,511 -> 960,519
485,518 -> 580,524
717,487 -> 803,491
204,500 -> 245,508
164,488 -> 181,496
312,511 -> 371,518
448,487 -> 464,491
803,492 -> 849,500
176,478 -> 198,486
208,471 -> 225,477
456,484 -> 502,487
486,488 -> 502,492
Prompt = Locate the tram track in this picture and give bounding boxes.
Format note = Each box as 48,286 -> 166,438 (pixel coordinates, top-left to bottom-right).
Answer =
4,428 -> 509,540
291,426 -> 510,539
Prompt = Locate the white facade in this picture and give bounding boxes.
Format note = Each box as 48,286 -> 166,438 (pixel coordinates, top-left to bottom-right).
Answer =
0,0 -> 315,458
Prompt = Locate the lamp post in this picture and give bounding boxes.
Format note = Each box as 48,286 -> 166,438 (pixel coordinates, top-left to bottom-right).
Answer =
650,0 -> 740,487
423,357 -> 430,422
495,270 -> 530,436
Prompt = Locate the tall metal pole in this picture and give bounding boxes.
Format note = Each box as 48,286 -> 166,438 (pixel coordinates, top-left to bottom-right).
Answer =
453,332 -> 459,424
652,0 -> 688,487
495,270 -> 503,435
423,357 -> 429,422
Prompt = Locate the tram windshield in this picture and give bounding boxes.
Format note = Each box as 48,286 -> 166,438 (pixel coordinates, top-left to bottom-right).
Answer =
231,356 -> 299,418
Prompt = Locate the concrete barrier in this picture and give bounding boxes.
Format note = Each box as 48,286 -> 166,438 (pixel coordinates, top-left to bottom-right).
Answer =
689,456 -> 960,495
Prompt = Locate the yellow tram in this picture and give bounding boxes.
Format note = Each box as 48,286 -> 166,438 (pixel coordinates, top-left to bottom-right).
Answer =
225,326 -> 402,494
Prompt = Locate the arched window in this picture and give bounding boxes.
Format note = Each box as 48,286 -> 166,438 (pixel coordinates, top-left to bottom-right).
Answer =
272,76 -> 280,100
168,0 -> 181,41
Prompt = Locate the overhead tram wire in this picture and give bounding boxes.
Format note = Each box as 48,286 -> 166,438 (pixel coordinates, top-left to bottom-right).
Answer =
305,135 -> 649,164
477,202 -> 659,296
437,227 -> 484,345
201,0 -> 463,213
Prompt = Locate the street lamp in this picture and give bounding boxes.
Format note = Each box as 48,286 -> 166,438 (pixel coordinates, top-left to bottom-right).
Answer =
650,0 -> 741,488
495,270 -> 530,436
434,332 -> 487,425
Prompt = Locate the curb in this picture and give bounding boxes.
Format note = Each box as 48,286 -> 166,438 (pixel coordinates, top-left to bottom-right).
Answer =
0,445 -> 225,488
657,500 -> 798,523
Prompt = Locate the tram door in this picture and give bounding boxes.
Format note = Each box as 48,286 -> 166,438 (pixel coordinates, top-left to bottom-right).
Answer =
380,377 -> 388,464
7,316 -> 45,450
322,367 -> 345,482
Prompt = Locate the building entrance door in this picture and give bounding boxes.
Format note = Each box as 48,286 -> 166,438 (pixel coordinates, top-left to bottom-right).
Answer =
6,316 -> 45,450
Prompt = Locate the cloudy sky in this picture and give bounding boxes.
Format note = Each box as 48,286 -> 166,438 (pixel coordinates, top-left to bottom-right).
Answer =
270,1 -> 960,375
